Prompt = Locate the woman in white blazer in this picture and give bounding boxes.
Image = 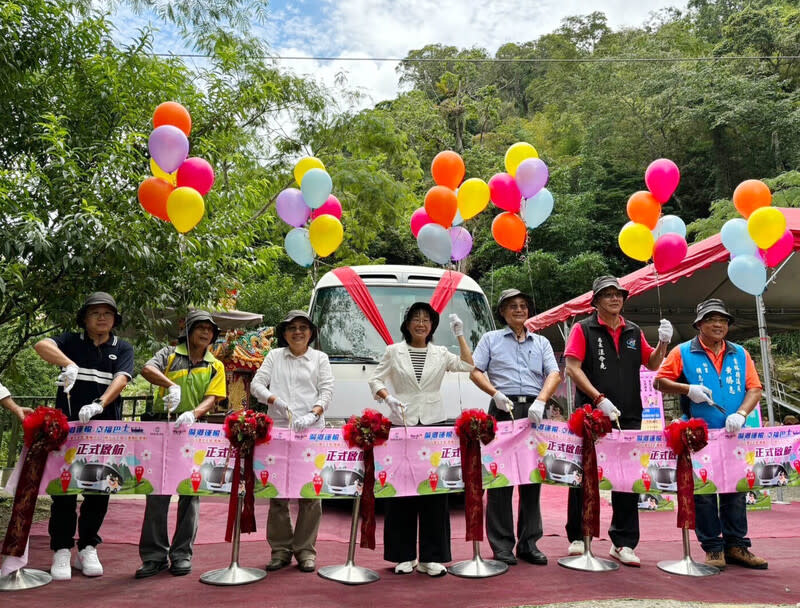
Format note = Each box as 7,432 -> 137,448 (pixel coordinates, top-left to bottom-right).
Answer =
368,302 -> 473,577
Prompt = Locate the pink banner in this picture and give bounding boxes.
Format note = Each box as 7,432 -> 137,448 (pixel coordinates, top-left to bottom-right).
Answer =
23,421 -> 800,498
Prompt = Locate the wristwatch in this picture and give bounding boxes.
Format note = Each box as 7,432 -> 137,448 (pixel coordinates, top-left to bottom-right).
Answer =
737,409 -> 748,418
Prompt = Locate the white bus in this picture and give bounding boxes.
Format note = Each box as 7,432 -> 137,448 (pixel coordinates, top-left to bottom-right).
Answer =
309,265 -> 496,423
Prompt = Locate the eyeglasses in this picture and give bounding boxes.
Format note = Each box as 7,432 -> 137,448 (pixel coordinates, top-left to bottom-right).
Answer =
87,311 -> 114,319
702,316 -> 730,325
598,291 -> 624,300
504,303 -> 528,311
410,316 -> 432,325
286,324 -> 311,333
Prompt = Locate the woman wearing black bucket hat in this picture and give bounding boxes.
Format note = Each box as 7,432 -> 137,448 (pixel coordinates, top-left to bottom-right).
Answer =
368,302 -> 473,577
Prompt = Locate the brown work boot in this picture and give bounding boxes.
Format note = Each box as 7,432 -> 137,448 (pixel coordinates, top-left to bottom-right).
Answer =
704,551 -> 726,570
724,546 -> 768,569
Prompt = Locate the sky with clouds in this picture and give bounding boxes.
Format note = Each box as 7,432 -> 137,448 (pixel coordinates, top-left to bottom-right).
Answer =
111,0 -> 688,110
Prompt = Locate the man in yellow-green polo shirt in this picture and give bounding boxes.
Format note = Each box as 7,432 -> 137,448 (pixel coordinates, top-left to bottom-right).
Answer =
135,310 -> 225,579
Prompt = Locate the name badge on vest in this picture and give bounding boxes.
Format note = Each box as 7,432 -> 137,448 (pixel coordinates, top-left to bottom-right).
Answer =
625,337 -> 636,350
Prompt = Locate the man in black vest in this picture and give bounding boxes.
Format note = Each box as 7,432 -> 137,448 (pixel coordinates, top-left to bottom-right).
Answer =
563,276 -> 671,566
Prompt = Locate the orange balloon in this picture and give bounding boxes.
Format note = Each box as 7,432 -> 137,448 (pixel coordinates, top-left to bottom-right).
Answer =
153,101 -> 192,136
733,179 -> 771,219
424,186 -> 458,227
138,177 -> 174,221
626,191 -> 661,230
492,212 -> 527,251
431,151 -> 465,190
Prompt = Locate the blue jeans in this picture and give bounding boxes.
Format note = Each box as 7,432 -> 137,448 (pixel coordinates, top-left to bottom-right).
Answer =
694,493 -> 751,553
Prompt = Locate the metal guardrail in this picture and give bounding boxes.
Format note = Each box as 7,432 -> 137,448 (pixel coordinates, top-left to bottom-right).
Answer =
0,395 -> 153,470
772,379 -> 800,418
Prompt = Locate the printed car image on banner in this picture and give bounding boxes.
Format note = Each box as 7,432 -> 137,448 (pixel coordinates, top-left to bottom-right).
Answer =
41,421 -> 165,496
517,419 -> 584,488
287,428 -> 366,499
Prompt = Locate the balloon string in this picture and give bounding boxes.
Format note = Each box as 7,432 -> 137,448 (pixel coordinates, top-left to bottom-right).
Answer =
653,266 -> 663,319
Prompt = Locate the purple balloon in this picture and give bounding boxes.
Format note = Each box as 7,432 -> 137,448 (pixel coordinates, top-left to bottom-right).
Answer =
148,125 -> 190,173
514,157 -> 549,198
449,226 -> 473,261
276,188 -> 311,227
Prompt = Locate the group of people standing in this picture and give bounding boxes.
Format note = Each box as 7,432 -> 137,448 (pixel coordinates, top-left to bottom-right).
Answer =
0,273 -> 769,582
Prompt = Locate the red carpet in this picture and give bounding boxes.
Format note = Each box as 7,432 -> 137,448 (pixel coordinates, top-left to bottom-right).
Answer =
4,485 -> 798,607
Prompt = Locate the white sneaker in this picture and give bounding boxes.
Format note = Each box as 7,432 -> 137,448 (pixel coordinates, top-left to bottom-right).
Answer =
394,559 -> 418,574
51,549 -> 72,580
609,545 -> 641,567
74,546 -> 103,577
568,540 -> 585,556
417,561 -> 447,577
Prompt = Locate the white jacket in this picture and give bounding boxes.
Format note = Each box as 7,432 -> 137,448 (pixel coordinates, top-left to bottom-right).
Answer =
368,342 -> 473,425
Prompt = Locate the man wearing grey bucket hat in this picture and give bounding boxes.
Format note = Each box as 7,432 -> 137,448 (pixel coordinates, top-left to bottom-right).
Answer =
251,309 -> 334,574
470,288 -> 561,566
563,276 -> 672,566
655,298 -> 767,570
136,309 -> 226,579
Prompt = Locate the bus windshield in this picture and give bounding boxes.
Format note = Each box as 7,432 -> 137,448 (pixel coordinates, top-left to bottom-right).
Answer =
311,285 -> 494,361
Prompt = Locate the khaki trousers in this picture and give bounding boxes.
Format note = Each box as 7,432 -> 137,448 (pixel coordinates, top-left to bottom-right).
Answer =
267,498 -> 322,561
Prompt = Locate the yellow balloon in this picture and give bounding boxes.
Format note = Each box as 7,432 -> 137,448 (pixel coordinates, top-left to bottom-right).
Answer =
150,157 -> 176,186
166,187 -> 205,233
618,221 -> 654,262
193,450 -> 206,466
430,451 -> 441,467
314,453 -> 327,469
640,453 -> 650,468
745,451 -> 755,466
294,156 -> 325,186
747,206 -> 786,249
308,214 -> 343,257
457,178 -> 490,219
537,442 -> 548,457
65,447 -> 77,464
504,142 -> 538,177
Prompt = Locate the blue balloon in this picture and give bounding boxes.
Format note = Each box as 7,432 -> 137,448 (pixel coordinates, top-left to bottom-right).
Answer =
522,188 -> 554,229
300,168 -> 333,209
417,223 -> 452,265
284,228 -> 314,267
727,254 -> 766,295
721,218 -> 758,257
452,209 -> 464,226
653,214 -> 687,239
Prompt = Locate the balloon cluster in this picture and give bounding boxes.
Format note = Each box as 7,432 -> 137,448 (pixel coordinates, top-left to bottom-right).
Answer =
490,142 -> 553,252
278,157 -> 344,267
721,180 -> 789,295
138,102 -> 215,233
618,159 -> 687,273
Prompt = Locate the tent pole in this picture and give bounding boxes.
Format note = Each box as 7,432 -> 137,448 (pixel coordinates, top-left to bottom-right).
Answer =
561,321 -> 574,414
755,295 -> 775,426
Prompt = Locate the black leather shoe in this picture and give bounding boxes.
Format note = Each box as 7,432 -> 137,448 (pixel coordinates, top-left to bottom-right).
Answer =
493,551 -> 517,565
169,558 -> 192,576
135,560 -> 168,579
517,547 -> 548,565
266,556 -> 291,571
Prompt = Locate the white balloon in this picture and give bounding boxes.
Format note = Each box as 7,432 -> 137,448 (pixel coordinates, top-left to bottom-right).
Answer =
417,223 -> 452,265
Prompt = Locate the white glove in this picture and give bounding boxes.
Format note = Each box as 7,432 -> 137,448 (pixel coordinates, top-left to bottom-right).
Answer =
725,412 -> 746,434
174,411 -> 196,429
384,395 -> 406,417
269,397 -> 289,418
166,384 -> 182,413
687,384 -> 713,404
527,399 -> 546,425
658,319 -> 673,343
78,401 -> 103,423
492,391 -> 512,413
596,397 -> 621,421
291,412 -> 317,432
57,363 -> 80,394
449,313 -> 464,337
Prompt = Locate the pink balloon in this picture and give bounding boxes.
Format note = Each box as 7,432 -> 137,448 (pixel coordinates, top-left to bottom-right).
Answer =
311,195 -> 342,220
449,226 -> 473,261
488,173 -> 522,213
645,158 -> 680,203
176,157 -> 215,196
760,229 -> 793,268
410,207 -> 433,238
653,233 -> 688,273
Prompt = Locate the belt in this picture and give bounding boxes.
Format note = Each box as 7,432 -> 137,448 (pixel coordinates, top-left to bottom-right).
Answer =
504,395 -> 537,404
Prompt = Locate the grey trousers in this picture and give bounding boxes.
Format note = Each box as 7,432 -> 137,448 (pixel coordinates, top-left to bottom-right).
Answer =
267,498 -> 322,561
139,495 -> 199,563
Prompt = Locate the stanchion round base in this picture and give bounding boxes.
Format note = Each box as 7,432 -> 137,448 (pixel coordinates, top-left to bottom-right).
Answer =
199,563 -> 267,586
0,568 -> 53,591
317,562 -> 380,585
657,557 -> 719,577
448,555 -> 508,578
558,553 -> 620,572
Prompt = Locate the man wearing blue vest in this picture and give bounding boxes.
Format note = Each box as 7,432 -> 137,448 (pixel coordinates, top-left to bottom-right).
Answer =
655,298 -> 767,570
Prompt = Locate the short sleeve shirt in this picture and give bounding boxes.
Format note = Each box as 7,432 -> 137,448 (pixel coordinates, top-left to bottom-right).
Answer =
564,316 -> 654,365
657,340 -> 762,390
473,327 -> 559,395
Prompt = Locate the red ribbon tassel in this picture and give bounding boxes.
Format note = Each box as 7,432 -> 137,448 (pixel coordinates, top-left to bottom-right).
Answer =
359,448 -> 377,549
459,436 -> 484,541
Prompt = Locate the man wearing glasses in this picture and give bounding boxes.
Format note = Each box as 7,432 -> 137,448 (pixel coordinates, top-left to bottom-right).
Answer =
655,298 -> 767,571
33,292 -> 134,581
563,276 -> 671,566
